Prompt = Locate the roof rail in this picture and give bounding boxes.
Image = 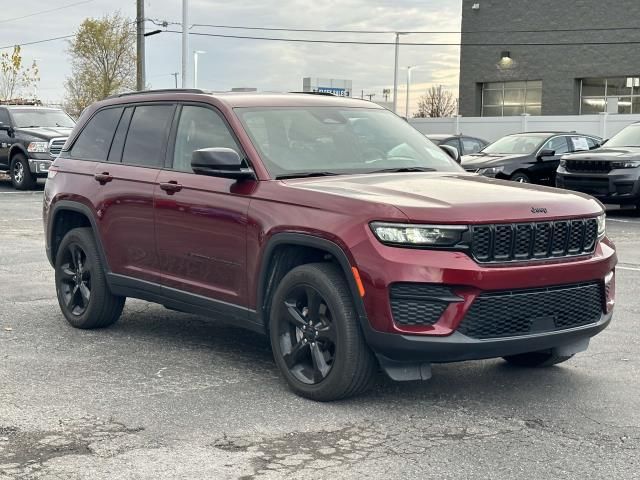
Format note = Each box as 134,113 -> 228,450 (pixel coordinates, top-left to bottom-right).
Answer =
106,88 -> 206,99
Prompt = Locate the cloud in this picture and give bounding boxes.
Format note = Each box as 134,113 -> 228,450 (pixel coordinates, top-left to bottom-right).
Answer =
0,0 -> 462,110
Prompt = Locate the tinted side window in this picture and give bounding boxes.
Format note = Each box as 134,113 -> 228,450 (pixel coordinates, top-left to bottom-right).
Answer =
107,107 -> 133,162
122,105 -> 174,167
0,108 -> 10,126
442,138 -> 461,152
462,137 -> 484,154
542,136 -> 569,155
586,137 -> 600,150
70,107 -> 122,161
172,105 -> 241,172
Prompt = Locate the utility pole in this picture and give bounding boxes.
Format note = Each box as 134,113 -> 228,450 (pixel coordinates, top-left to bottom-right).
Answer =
136,0 -> 145,91
171,72 -> 179,88
392,33 -> 401,114
182,0 -> 190,88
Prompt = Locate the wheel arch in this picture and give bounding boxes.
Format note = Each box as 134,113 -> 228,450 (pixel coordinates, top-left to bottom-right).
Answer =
48,201 -> 110,271
8,144 -> 28,162
256,233 -> 368,333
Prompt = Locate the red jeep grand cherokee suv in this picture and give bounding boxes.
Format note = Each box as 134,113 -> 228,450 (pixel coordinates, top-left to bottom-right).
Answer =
43,90 -> 616,401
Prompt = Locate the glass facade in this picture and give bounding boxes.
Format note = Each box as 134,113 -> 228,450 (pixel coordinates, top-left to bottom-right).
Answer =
580,77 -> 640,114
481,80 -> 542,116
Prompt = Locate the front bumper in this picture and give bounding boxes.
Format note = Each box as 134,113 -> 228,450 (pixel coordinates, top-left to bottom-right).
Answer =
28,157 -> 52,175
556,168 -> 640,204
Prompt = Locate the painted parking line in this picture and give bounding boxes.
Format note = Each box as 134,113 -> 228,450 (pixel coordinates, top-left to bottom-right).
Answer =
0,218 -> 41,221
618,266 -> 640,272
608,218 -> 640,224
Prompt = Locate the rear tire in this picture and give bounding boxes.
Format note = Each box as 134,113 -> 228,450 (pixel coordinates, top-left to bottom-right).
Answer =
10,154 -> 36,190
269,262 -> 377,401
503,350 -> 573,367
55,227 -> 125,329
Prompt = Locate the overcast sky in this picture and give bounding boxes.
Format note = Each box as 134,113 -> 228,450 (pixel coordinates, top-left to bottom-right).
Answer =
1,0 -> 462,115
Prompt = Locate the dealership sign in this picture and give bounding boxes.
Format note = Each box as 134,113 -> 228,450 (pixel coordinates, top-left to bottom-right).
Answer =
316,87 -> 349,96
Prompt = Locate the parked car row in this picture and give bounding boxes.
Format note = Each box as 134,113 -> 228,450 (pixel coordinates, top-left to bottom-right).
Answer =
431,124 -> 640,209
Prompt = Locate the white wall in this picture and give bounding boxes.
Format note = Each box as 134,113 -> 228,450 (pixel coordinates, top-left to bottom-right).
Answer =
409,113 -> 640,142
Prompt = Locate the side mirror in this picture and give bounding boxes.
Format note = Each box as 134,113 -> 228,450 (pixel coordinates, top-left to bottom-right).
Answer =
537,148 -> 555,160
191,148 -> 255,180
0,122 -> 13,135
440,144 -> 461,163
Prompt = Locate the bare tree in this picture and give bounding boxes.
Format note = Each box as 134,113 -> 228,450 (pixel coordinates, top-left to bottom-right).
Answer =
0,46 -> 39,101
414,85 -> 457,118
64,13 -> 135,117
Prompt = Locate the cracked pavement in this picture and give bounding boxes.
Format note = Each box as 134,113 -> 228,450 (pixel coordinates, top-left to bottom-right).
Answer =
0,180 -> 639,479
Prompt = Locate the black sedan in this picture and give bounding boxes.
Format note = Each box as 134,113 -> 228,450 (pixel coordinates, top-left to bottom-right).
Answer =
426,134 -> 488,156
461,132 -> 601,185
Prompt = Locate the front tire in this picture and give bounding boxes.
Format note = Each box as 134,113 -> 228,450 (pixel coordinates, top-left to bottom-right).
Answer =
269,263 -> 377,401
55,227 -> 125,329
10,154 -> 36,190
503,350 -> 574,367
510,172 -> 531,184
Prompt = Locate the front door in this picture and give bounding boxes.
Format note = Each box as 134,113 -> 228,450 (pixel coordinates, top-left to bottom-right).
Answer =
0,108 -> 13,169
154,104 -> 254,308
533,136 -> 570,184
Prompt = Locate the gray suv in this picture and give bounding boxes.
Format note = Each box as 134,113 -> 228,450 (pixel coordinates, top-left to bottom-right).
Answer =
557,122 -> 640,208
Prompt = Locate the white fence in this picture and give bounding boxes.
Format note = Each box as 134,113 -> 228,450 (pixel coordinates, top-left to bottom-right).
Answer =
409,113 -> 640,142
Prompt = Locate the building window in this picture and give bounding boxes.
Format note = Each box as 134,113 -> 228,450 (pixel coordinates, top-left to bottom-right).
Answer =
481,80 -> 542,117
580,77 -> 640,114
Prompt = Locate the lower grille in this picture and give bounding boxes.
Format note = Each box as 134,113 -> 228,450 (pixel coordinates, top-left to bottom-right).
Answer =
389,283 -> 459,326
457,282 -> 604,339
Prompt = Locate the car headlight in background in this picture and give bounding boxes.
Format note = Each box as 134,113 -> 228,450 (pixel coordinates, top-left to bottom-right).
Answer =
559,159 -> 567,168
370,222 -> 467,247
27,142 -> 49,153
477,166 -> 504,177
597,213 -> 606,239
611,160 -> 640,169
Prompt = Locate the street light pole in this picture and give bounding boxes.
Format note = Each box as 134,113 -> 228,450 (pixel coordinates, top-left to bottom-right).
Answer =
405,66 -> 413,119
392,33 -> 400,114
181,0 -> 190,88
193,51 -> 206,88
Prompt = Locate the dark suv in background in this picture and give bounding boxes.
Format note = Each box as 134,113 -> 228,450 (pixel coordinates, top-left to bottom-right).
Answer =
0,105 -> 75,189
462,132 -> 601,184
43,90 -> 616,401
557,122 -> 640,208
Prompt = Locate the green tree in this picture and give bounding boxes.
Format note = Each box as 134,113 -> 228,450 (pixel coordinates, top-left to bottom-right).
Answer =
65,13 -> 135,116
414,85 -> 457,118
0,46 -> 40,101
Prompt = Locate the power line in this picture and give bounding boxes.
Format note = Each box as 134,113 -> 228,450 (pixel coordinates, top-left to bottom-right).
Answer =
0,0 -> 95,24
0,34 -> 75,50
163,29 -> 640,47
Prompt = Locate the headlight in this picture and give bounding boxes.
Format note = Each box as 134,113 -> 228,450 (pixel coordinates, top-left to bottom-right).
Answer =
559,159 -> 567,168
611,160 -> 640,169
596,213 -> 606,239
370,222 -> 467,247
27,141 -> 49,153
477,166 -> 504,176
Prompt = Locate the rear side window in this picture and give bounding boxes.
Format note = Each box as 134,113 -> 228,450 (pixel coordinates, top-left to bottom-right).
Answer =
107,107 -> 134,162
172,105 -> 241,172
70,107 -> 122,161
121,105 -> 174,167
0,109 -> 10,126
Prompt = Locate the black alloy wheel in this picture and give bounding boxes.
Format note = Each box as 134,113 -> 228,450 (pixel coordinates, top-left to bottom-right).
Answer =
58,242 -> 92,316
278,285 -> 337,384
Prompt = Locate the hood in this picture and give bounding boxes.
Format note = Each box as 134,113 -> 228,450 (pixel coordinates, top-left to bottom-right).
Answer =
15,126 -> 73,140
461,152 -> 529,168
562,146 -> 640,161
285,172 -> 602,224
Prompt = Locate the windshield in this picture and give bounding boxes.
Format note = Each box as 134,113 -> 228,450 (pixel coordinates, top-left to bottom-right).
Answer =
482,135 -> 545,155
11,109 -> 75,128
606,124 -> 640,147
235,107 -> 461,178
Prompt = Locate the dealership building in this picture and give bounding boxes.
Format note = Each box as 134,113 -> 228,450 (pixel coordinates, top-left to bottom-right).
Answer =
458,0 -> 640,117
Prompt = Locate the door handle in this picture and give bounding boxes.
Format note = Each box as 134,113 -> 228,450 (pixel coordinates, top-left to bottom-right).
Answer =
160,181 -> 183,194
94,172 -> 113,184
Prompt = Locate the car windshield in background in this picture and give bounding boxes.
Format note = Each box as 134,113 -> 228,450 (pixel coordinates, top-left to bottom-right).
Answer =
11,109 -> 75,128
236,107 -> 461,178
605,124 -> 640,147
482,135 -> 545,155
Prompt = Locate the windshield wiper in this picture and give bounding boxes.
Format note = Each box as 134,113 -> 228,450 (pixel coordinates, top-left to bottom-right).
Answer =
369,166 -> 437,174
276,171 -> 341,180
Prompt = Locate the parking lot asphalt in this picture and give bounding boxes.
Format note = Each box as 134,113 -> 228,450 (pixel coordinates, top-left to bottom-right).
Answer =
0,177 -> 639,479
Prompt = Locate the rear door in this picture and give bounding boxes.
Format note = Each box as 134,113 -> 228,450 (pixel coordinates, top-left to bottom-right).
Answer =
154,103 -> 253,308
92,103 -> 175,284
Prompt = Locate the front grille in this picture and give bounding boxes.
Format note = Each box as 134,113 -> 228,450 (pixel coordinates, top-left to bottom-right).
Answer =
457,282 -> 604,339
389,283 -> 458,326
471,218 -> 598,263
48,138 -> 66,157
565,160 -> 612,173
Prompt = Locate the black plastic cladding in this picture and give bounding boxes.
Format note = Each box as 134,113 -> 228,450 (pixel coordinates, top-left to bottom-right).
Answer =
470,218 -> 598,263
